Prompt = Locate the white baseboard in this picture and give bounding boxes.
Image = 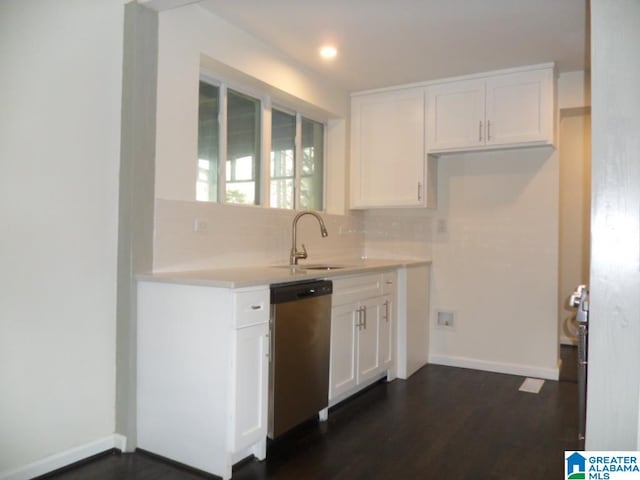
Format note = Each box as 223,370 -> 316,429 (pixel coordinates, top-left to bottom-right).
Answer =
429,354 -> 560,381
0,434 -> 127,480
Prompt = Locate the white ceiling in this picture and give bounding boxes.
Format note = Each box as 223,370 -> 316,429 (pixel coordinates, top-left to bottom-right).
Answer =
197,0 -> 589,92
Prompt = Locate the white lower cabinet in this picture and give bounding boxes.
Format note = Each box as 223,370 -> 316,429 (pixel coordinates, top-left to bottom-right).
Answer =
329,303 -> 358,397
329,272 -> 397,403
137,281 -> 269,480
356,297 -> 382,384
230,323 -> 269,456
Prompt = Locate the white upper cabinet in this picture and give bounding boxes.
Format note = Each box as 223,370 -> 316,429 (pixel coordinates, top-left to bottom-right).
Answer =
426,78 -> 486,151
427,65 -> 555,153
350,87 -> 436,209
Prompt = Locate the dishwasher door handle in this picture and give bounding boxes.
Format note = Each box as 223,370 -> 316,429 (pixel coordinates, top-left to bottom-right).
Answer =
296,289 -> 317,299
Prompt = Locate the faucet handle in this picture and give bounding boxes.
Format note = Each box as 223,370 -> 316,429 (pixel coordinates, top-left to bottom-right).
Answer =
299,244 -> 308,259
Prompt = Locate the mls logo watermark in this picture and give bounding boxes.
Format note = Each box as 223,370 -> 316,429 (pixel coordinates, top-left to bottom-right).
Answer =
565,451 -> 640,479
567,452 -> 587,479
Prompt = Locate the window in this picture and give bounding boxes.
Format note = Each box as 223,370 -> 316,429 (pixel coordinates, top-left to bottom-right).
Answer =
196,82 -> 219,202
197,78 -> 325,211
226,89 -> 261,205
270,109 -> 296,209
300,118 -> 324,210
269,111 -> 325,210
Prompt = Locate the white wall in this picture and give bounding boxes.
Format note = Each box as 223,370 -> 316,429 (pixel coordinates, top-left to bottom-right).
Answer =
558,70 -> 591,110
154,4 -> 350,213
587,0 -> 640,450
0,0 -> 123,477
428,148 -> 559,379
363,147 -> 559,379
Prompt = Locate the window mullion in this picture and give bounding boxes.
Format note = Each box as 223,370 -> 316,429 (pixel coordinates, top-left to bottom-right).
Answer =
294,112 -> 302,210
218,83 -> 228,203
262,98 -> 272,207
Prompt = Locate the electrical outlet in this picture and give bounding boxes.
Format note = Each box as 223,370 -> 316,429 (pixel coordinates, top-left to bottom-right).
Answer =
193,218 -> 208,233
437,311 -> 455,328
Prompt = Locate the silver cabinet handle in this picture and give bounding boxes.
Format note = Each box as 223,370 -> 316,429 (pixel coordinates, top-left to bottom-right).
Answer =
266,333 -> 272,361
417,181 -> 422,201
487,120 -> 491,141
479,120 -> 483,142
355,306 -> 364,330
363,306 -> 367,329
251,304 -> 262,310
384,300 -> 390,322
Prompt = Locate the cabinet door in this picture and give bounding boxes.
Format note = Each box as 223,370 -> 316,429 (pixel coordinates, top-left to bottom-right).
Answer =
329,304 -> 358,400
351,88 -> 426,208
485,69 -> 553,147
356,299 -> 382,384
427,78 -> 485,151
232,323 -> 268,452
378,296 -> 393,370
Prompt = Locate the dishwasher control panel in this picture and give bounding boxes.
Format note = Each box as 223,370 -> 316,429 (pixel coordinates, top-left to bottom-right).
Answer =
270,279 -> 333,304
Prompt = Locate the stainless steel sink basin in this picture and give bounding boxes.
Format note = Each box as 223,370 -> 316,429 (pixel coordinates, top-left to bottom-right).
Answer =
272,264 -> 349,271
302,264 -> 348,270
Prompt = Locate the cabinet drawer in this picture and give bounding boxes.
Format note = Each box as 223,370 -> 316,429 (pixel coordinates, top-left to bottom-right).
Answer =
233,288 -> 269,328
332,274 -> 382,307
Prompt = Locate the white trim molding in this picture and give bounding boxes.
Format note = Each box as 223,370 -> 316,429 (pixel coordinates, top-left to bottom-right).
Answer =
0,434 -> 127,480
429,354 -> 560,381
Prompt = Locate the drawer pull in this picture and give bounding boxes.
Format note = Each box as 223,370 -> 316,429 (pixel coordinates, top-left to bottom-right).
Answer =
251,304 -> 263,310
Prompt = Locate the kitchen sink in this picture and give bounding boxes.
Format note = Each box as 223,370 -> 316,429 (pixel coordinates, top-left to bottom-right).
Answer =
302,264 -> 348,270
272,264 -> 349,271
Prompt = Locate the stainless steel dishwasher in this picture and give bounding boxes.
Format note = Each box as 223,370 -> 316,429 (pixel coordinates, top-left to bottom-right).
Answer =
268,279 -> 332,438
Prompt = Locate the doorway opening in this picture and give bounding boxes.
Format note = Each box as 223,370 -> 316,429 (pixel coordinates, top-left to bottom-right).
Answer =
558,107 -> 591,346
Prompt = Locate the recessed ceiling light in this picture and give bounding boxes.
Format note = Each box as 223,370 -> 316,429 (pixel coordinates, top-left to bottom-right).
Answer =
319,45 -> 337,59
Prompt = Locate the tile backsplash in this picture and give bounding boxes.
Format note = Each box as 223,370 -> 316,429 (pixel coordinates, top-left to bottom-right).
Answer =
363,208 -> 435,260
153,199 -> 366,272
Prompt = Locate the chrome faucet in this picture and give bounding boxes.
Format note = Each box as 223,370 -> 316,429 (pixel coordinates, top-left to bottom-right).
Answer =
290,211 -> 328,265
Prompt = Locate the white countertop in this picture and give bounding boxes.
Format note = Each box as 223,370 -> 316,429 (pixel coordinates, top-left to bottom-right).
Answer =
137,258 -> 431,289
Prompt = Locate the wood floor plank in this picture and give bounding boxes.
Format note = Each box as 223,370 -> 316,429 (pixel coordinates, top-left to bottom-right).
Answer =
42,349 -> 579,480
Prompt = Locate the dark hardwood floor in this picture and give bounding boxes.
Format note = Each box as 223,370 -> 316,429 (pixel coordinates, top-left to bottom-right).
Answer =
41,346 -> 579,480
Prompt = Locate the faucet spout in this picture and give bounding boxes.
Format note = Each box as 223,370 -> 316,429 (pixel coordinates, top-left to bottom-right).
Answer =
290,211 -> 328,265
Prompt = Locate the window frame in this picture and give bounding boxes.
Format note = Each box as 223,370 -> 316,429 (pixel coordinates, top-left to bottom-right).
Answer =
298,115 -> 326,211
269,106 -> 297,210
198,73 -> 327,212
224,86 -> 263,206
